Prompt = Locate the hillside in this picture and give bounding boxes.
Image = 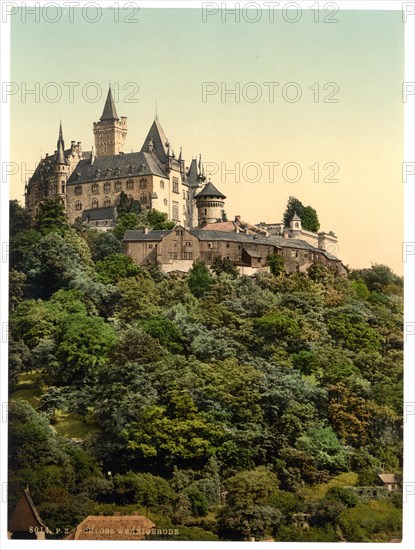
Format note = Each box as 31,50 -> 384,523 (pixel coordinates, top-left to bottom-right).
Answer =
8,199 -> 403,541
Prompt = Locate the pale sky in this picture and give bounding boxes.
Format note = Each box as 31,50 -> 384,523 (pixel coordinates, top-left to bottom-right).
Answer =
10,8 -> 404,273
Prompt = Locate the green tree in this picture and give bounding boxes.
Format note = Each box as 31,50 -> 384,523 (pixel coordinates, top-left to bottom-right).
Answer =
211,257 -> 239,278
10,199 -> 30,236
95,253 -> 140,284
283,196 -> 304,227
266,253 -> 285,277
302,206 -> 320,232
34,198 -> 68,234
147,209 -> 175,230
188,260 -> 213,298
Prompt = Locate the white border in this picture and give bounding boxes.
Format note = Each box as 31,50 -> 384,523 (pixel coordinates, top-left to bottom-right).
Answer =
0,1 -> 413,549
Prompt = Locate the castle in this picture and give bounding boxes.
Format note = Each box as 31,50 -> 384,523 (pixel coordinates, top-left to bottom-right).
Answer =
25,87 -> 346,275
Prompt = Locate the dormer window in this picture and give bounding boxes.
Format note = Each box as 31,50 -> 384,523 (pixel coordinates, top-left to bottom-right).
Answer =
115,167 -> 121,176
95,169 -> 101,178
128,165 -> 134,174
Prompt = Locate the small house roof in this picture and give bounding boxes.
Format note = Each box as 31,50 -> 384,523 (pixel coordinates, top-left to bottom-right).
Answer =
9,489 -> 48,533
378,473 -> 400,484
66,514 -> 156,540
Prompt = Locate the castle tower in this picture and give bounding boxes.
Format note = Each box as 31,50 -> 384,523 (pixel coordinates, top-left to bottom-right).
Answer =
53,122 -> 70,207
93,86 -> 127,158
194,180 -> 226,226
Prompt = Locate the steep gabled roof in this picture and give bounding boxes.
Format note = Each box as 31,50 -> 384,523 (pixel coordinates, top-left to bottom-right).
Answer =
141,119 -> 170,163
194,181 -> 226,199
9,489 -> 48,533
100,87 -> 119,121
292,212 -> 301,221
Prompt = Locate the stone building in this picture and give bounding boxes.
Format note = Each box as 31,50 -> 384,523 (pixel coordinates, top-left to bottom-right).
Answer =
25,87 -> 203,227
124,223 -> 347,276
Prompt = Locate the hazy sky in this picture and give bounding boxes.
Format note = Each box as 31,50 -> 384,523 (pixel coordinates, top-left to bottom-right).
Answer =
10,7 -> 404,273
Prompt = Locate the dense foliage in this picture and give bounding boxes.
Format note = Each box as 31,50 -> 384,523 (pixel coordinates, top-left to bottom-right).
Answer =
8,199 -> 403,541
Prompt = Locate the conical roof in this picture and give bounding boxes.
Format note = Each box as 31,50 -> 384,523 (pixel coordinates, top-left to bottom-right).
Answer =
55,122 -> 68,165
100,87 -> 119,121
194,180 -> 226,199
292,212 -> 301,221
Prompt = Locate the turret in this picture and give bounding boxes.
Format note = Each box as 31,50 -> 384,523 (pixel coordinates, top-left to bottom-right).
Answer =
194,180 -> 226,226
290,212 -> 302,231
53,121 -> 70,206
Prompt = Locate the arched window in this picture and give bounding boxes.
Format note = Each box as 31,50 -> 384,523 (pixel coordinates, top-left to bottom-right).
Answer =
127,179 -> 134,190
295,222 -> 299,228
160,180 -> 165,189
104,182 -> 111,192
104,197 -> 111,207
115,181 -> 122,191
92,183 -> 99,193
75,185 -> 82,195
140,178 -> 147,189
140,194 -> 147,204
75,201 -> 82,211
163,198 -> 168,206
92,199 -> 99,208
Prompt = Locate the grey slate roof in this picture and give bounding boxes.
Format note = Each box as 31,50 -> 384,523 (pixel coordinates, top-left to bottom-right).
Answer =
124,229 -> 170,241
187,158 -> 200,188
82,207 -> 116,221
292,212 -> 301,221
100,87 -> 119,121
194,181 -> 226,199
67,151 -> 167,185
123,227 -> 341,261
140,119 -> 170,162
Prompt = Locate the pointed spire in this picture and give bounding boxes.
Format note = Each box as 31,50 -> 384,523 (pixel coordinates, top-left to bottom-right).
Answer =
155,100 -> 158,121
55,122 -> 67,165
100,86 -> 119,121
178,147 -> 182,162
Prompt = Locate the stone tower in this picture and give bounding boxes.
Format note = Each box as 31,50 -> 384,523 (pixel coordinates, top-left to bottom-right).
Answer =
53,122 -> 70,207
194,180 -> 226,226
93,87 -> 127,158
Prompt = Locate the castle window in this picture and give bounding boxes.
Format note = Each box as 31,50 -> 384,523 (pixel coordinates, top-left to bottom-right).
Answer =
148,244 -> 153,249
185,241 -> 192,247
75,201 -> 82,211
115,181 -> 122,191
106,168 -> 112,176
184,252 -> 193,260
175,230 -> 183,236
140,194 -> 147,204
172,201 -> 179,220
204,209 -> 207,215
172,241 -> 178,247
95,169 -> 101,178
160,180 -> 165,189
182,190 -> 185,199
163,198 -> 168,206
115,167 -> 121,175
61,184 -> 65,194
127,179 -> 134,190
75,185 -> 82,195
128,165 -> 134,174
104,182 -> 111,192
104,197 -> 111,207
92,199 -> 99,208
140,178 -> 147,189
92,183 -> 99,193
295,222 -> 299,228
172,177 -> 179,194
208,242 -> 212,248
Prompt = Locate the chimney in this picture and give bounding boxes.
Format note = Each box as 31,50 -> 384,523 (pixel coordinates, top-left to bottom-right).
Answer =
144,228 -> 149,234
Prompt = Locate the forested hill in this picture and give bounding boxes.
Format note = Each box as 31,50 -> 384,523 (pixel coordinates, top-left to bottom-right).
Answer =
8,199 -> 403,542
